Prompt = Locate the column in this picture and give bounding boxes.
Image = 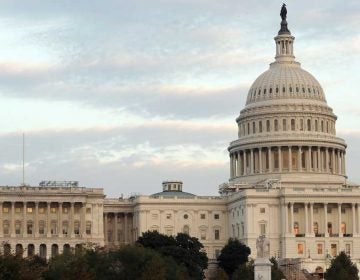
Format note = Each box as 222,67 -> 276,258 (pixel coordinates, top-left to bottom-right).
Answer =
337,150 -> 341,175
307,146 -> 312,171
259,148 -> 263,173
230,154 -> 234,178
34,202 -> 39,237
310,203 -> 314,235
298,147 -> 302,171
358,204 -> 360,235
343,152 -> 346,175
278,146 -> 282,172
325,148 -> 329,173
268,147 -> 272,172
81,203 -> 86,236
317,147 -> 321,172
290,203 -> 294,235
288,146 -> 292,172
305,203 -> 309,235
352,203 -> 356,235
237,151 -> 241,176
324,203 -> 328,237
285,203 -> 289,234
104,213 -> 108,244
23,202 -> 27,237
281,203 -> 286,235
332,149 -> 335,174
243,150 -> 247,175
11,202 -> 15,237
338,203 -> 342,237
250,149 -> 254,174
58,203 -> 63,237
0,202 -> 3,237
114,213 -> 118,245
47,203 -> 51,237
70,202 -> 75,237
124,213 -> 128,244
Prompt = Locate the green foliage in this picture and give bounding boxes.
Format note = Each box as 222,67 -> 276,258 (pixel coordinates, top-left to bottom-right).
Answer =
231,261 -> 254,280
137,231 -> 208,279
0,255 -> 47,280
325,251 -> 359,280
217,238 -> 251,277
270,257 -> 285,280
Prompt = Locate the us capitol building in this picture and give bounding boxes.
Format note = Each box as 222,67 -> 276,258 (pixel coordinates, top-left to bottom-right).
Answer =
0,6 -> 359,276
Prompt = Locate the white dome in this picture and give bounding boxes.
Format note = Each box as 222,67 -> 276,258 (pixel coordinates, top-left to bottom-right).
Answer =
246,63 -> 326,105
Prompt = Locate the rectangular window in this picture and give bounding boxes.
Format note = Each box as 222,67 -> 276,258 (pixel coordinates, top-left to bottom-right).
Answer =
331,244 -> 337,257
74,221 -> 80,235
62,222 -> 68,235
3,207 -> 9,213
327,207 -> 332,214
86,221 -> 91,235
283,119 -> 287,131
3,222 -> 9,235
214,229 -> 220,240
15,222 -> 21,234
200,214 -> 206,219
317,243 -> 323,254
63,207 -> 69,214
345,244 -> 351,255
50,207 -> 57,214
166,214 -> 172,219
200,230 -> 206,240
39,207 -> 45,214
15,207 -> 21,213
214,214 -> 220,220
260,208 -> 265,213
39,221 -> 45,235
165,229 -> 173,236
27,222 -> 33,234
297,243 -> 304,254
27,207 -> 33,213
86,208 -> 91,214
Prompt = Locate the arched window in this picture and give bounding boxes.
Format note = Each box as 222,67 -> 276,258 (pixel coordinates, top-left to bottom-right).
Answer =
315,120 -> 318,131
274,119 -> 278,131
15,244 -> 23,257
247,123 -> 250,135
341,222 -> 346,234
321,120 -> 324,132
291,119 -> 295,131
294,222 -> 299,234
28,244 -> 35,257
327,222 -> 333,235
276,87 -> 279,93
183,225 -> 190,235
39,244 -> 47,259
252,122 -> 256,134
313,222 -> 318,235
307,119 -> 311,131
289,86 -> 292,93
266,120 -> 270,132
51,244 -> 59,258
259,121 -> 262,133
282,87 -> 286,93
296,87 -> 299,93
15,221 -> 21,235
3,244 -> 11,256
283,119 -> 287,131
269,88 -> 272,94
300,119 -> 304,131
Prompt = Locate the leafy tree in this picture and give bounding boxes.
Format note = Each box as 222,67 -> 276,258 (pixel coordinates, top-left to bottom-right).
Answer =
231,261 -> 254,280
137,231 -> 208,279
270,257 -> 285,280
217,238 -> 251,277
325,251 -> 359,280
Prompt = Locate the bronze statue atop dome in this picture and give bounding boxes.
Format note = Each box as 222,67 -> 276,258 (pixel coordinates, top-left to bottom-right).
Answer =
280,3 -> 287,21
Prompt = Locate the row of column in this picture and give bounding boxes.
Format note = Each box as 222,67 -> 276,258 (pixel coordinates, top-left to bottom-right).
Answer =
230,146 -> 345,178
0,201 -> 86,238
281,202 -> 359,237
104,212 -> 131,246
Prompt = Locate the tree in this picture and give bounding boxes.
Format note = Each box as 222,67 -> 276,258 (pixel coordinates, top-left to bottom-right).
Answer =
325,251 -> 359,280
231,261 -> 254,280
137,231 -> 208,279
217,238 -> 251,277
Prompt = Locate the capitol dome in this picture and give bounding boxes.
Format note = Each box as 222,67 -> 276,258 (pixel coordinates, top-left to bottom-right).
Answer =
227,11 -> 347,185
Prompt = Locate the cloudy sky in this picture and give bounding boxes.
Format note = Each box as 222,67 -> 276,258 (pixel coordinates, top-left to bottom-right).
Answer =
0,0 -> 359,197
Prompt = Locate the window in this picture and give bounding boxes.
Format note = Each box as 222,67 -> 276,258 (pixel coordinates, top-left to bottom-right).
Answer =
341,222 -> 346,234
260,224 -> 266,235
166,213 -> 172,219
74,221 -> 80,235
317,243 -> 323,254
260,208 -> 265,214
214,229 -> 220,240
183,214 -> 189,219
39,207 -> 45,214
327,222 -> 333,235
291,119 -> 295,131
293,222 -> 299,234
345,244 -> 351,255
86,221 -> 91,235
3,206 -> 9,213
50,207 -> 57,214
315,120 -> 318,131
283,119 -> 287,131
200,230 -> 206,240
63,207 -> 69,214
331,244 -> 337,257
266,120 -> 270,132
313,222 -> 318,235
86,208 -> 91,214
27,221 -> 33,235
15,207 -> 21,213
214,214 -> 220,220
151,214 -> 158,219
183,225 -> 189,235
165,228 -> 173,236
39,221 -> 45,235
27,207 -> 33,213
297,243 -> 304,254
62,221 -> 68,235
307,119 -> 311,131
247,123 -> 250,134
327,207 -> 332,213
215,249 -> 221,258
200,214 -> 206,219
253,122 -> 256,134
241,223 -> 245,236
51,221 -> 57,235
259,121 -> 263,133
274,119 -> 278,131
300,119 -> 304,131
15,221 -> 21,235
3,221 -> 9,235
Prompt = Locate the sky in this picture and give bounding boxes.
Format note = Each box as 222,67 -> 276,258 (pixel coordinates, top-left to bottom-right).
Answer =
0,0 -> 359,197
